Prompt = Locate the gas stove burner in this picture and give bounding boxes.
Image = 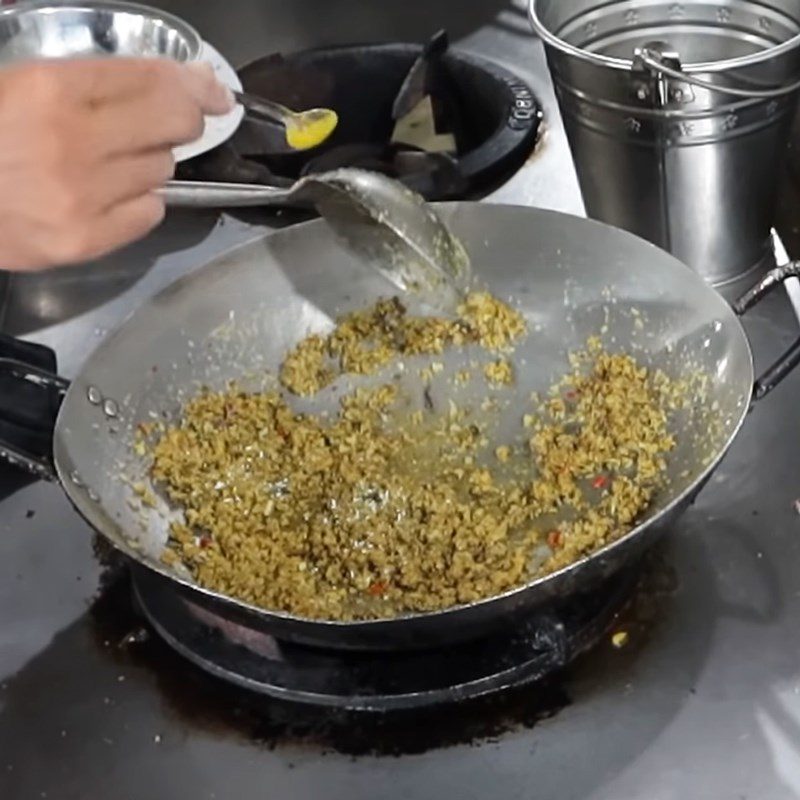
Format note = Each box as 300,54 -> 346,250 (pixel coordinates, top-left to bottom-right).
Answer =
176,31 -> 543,201
132,565 -> 638,711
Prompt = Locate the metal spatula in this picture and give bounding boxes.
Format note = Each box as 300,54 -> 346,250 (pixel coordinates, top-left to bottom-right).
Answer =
160,169 -> 471,314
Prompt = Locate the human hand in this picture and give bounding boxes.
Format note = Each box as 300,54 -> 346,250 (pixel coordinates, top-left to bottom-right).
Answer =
0,57 -> 233,271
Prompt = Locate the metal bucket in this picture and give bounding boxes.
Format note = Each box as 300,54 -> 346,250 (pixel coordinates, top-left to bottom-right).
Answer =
529,0 -> 800,287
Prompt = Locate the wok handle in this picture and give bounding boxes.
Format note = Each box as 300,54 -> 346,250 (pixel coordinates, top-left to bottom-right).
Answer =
0,353 -> 69,481
733,261 -> 800,401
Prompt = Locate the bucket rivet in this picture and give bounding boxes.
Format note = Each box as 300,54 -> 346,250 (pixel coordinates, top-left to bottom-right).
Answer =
636,86 -> 648,100
717,7 -> 731,22
624,9 -> 638,24
626,117 -> 642,133
759,16 -> 772,31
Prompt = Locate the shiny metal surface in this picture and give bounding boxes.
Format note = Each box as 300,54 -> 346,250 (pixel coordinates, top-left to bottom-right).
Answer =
529,0 -> 800,285
634,45 -> 800,99
162,170 -> 470,313
5,1 -> 800,798
0,0 -> 201,63
232,88 -> 292,126
161,179 -> 297,207
31,204 -> 750,651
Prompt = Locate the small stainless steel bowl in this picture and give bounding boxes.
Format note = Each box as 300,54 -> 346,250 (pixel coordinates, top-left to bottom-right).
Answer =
0,1 -> 202,64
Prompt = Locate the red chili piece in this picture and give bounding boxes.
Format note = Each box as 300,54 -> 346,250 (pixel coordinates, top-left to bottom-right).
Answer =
547,530 -> 562,549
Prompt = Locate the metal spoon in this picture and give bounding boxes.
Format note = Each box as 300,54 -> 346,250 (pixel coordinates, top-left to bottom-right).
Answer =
233,90 -> 338,151
160,169 -> 470,314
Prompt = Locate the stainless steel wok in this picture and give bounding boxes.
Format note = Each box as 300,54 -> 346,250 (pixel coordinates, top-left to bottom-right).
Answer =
1,203 -> 797,651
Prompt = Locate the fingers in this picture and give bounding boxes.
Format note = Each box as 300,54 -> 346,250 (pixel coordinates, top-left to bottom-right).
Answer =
90,87 -> 206,155
8,190 -> 166,270
59,58 -> 234,113
91,149 -> 176,211
71,193 -> 166,264
87,61 -> 235,155
86,58 -> 235,117
181,62 -> 235,116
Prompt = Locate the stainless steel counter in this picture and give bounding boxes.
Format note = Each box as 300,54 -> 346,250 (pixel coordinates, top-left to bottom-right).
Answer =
3,2 -> 800,799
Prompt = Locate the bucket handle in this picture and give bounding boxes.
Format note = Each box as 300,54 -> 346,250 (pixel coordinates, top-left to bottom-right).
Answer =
635,47 -> 800,101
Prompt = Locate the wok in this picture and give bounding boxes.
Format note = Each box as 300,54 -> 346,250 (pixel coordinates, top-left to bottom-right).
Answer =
1,203 -> 797,651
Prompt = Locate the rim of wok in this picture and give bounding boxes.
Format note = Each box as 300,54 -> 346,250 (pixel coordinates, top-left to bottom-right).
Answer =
54,205 -> 754,629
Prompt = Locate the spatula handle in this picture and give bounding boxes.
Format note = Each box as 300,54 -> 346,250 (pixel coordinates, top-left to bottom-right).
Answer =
159,180 -> 295,208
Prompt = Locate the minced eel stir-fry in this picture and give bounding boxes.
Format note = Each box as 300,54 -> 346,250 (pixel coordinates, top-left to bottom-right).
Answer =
144,291 -> 687,621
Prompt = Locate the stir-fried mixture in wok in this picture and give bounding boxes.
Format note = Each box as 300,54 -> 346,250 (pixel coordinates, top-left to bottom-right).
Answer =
144,293 -> 687,621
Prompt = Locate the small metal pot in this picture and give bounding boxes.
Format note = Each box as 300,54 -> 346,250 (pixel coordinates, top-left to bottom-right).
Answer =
0,0 -> 202,64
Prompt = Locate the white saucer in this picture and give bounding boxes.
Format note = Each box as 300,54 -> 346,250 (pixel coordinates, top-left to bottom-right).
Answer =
173,41 -> 245,163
